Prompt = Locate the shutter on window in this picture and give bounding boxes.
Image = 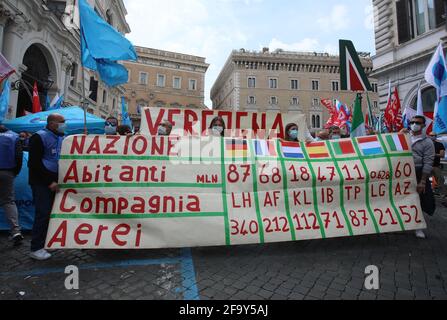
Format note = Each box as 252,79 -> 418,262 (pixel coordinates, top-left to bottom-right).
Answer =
397,0 -> 412,44
435,0 -> 446,27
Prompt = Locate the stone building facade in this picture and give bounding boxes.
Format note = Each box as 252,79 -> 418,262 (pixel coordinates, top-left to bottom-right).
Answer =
211,48 -> 379,132
123,46 -> 209,126
371,0 -> 447,114
0,0 -> 131,120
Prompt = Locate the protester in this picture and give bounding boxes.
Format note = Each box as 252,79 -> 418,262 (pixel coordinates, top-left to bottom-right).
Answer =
329,126 -> 342,140
118,125 -> 133,136
0,125 -> 24,245
28,114 -> 66,260
285,123 -> 315,143
401,116 -> 436,239
209,116 -> 226,137
104,116 -> 119,135
158,120 -> 173,136
19,131 -> 32,152
316,130 -> 330,141
430,132 -> 446,195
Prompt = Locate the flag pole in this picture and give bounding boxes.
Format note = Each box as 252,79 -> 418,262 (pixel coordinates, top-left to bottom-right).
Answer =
81,64 -> 88,135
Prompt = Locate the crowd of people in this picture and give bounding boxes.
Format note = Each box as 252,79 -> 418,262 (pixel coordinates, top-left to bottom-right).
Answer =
0,112 -> 444,259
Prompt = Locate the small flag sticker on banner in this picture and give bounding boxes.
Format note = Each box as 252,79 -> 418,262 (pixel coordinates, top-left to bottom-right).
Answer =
281,141 -> 304,159
385,134 -> 410,152
306,142 -> 330,159
254,140 -> 277,157
357,136 -> 384,156
332,139 -> 356,157
226,139 -> 248,158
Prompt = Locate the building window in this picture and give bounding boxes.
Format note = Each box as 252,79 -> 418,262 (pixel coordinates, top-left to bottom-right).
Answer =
411,86 -> 437,112
248,96 -> 256,104
112,98 -> 116,110
331,81 -> 339,92
173,76 -> 181,89
189,79 -> 197,91
269,78 -> 278,89
139,72 -> 148,85
89,77 -> 98,102
248,77 -> 256,88
70,63 -> 78,87
312,98 -> 320,106
312,80 -> 320,91
291,79 -> 299,90
157,74 -> 166,87
372,83 -> 378,93
102,90 -> 107,104
397,0 -> 446,44
311,114 -> 322,129
270,96 -> 278,105
291,97 -> 299,105
373,101 -> 378,110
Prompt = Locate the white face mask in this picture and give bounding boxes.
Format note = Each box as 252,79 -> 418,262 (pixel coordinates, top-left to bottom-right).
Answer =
411,124 -> 422,133
212,126 -> 224,135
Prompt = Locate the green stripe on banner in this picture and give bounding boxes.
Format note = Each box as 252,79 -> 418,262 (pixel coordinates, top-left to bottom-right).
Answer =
51,213 -> 225,219
220,138 -> 231,245
300,141 -> 326,239
326,141 -> 354,236
332,141 -> 343,156
249,141 -> 265,244
377,134 -> 406,231
385,135 -> 398,152
276,139 -> 296,241
351,138 -> 380,233
60,183 -> 222,189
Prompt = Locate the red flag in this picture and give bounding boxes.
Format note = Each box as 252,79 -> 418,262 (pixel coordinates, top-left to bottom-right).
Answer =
32,82 -> 41,114
384,87 -> 403,132
321,99 -> 338,128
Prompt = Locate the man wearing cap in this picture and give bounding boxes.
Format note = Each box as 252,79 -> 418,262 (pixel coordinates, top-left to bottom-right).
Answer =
0,125 -> 24,245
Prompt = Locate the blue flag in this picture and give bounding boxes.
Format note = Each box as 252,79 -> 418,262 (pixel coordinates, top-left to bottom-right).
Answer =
49,94 -> 64,110
434,96 -> 447,134
0,79 -> 11,122
79,0 -> 137,87
121,97 -> 133,129
44,94 -> 51,111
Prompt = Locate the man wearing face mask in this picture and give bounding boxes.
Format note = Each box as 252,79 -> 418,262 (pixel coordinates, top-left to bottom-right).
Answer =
401,116 -> 436,239
104,116 -> 119,136
28,114 -> 66,260
158,120 -> 173,136
329,126 -> 342,140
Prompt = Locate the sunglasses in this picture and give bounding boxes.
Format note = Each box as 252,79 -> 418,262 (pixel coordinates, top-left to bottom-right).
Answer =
410,122 -> 423,125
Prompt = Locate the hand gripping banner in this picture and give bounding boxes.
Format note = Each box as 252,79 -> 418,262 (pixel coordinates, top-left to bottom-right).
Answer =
45,133 -> 426,249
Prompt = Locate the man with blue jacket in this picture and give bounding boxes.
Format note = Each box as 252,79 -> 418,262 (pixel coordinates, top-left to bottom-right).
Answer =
28,114 -> 66,260
0,125 -> 24,245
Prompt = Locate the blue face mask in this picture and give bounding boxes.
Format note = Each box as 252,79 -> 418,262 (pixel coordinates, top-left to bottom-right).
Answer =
57,123 -> 67,134
105,125 -> 117,135
331,135 -> 341,140
289,130 -> 298,140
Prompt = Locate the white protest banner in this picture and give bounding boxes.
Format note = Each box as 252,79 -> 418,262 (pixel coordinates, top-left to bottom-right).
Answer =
139,107 -> 308,140
45,133 -> 426,249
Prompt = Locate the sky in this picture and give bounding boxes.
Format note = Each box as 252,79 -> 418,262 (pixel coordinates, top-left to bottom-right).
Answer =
122,0 -> 376,107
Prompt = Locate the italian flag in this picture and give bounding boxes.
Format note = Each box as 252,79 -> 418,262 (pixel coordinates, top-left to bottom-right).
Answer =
350,94 -> 366,138
386,134 -> 410,152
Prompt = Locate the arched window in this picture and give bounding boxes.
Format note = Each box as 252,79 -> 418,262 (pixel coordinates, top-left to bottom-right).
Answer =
411,86 -> 437,113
